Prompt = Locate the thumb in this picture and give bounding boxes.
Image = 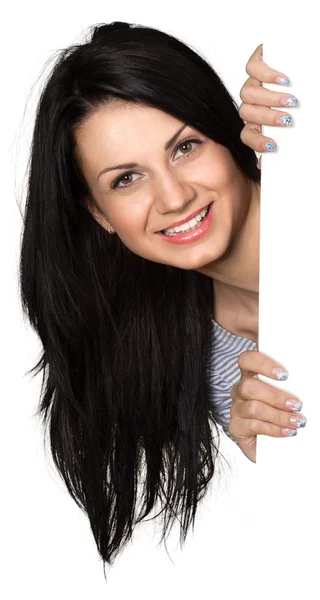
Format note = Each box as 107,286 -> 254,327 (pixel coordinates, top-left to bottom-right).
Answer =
238,436 -> 257,463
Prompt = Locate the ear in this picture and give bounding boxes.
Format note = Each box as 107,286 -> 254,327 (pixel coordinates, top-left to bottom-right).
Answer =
82,196 -> 114,234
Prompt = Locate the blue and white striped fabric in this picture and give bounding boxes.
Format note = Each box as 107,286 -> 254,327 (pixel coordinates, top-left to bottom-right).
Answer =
208,318 -> 257,437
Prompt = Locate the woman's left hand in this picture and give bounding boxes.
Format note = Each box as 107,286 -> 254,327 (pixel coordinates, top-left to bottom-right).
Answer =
239,43 -> 299,168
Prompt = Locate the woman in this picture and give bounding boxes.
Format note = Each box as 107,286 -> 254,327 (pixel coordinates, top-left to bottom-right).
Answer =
19,21 -> 305,567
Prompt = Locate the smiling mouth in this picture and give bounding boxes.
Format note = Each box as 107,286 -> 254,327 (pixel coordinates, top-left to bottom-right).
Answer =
159,204 -> 211,236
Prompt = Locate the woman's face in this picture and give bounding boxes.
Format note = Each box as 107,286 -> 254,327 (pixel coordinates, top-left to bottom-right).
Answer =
75,101 -> 252,271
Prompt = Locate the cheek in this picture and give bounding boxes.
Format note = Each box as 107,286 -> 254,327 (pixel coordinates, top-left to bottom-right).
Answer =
194,155 -> 235,191
108,199 -> 148,237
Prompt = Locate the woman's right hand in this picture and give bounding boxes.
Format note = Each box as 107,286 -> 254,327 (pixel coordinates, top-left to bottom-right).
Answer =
227,350 -> 307,463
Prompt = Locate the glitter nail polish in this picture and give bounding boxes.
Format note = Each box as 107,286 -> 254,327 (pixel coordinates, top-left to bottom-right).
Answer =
280,97 -> 299,107
272,367 -> 289,380
282,428 -> 297,436
285,399 -> 303,412
276,115 -> 294,126
264,142 -> 276,152
275,77 -> 291,86
289,415 -> 307,428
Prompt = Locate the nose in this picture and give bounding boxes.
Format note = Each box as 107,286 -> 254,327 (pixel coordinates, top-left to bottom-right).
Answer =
153,171 -> 196,215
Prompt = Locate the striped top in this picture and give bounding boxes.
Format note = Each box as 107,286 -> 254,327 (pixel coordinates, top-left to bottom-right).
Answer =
208,318 -> 258,437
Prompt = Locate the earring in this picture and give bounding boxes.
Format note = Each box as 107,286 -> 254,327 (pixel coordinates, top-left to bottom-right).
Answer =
102,215 -> 113,234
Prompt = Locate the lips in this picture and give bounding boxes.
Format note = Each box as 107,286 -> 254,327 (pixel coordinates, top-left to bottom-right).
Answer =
157,203 -> 211,233
155,201 -> 214,245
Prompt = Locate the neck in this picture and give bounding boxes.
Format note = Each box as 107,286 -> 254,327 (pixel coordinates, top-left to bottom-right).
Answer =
197,178 -> 260,342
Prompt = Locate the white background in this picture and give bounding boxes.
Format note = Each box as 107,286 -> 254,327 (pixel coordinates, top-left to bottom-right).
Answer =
1,1 -> 318,598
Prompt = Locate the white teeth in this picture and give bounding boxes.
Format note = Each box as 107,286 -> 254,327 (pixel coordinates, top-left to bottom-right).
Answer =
162,205 -> 210,236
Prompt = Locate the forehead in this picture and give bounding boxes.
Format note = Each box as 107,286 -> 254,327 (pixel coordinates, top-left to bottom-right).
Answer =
74,101 -> 185,177
76,101 -> 182,148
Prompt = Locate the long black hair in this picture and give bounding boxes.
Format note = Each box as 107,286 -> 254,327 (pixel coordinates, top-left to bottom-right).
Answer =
19,20 -> 260,568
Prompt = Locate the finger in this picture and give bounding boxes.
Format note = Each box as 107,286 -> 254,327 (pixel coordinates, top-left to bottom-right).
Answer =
240,123 -> 277,153
236,398 -> 307,429
228,416 -> 299,439
246,57 -> 290,85
243,45 -> 264,90
235,376 -> 304,413
237,350 -> 289,381
240,83 -> 299,108
240,75 -> 263,90
246,43 -> 263,64
239,103 -> 294,127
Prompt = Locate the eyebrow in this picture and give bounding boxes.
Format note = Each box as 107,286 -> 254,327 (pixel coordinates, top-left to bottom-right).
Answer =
96,123 -> 188,181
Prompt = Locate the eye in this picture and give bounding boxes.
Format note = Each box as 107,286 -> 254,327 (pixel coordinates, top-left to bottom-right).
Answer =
173,137 -> 203,160
110,172 -> 140,190
110,136 -> 203,191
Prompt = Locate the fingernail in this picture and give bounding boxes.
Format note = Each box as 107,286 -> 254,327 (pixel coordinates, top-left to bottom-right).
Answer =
275,77 -> 291,86
272,367 -> 289,380
289,415 -> 307,428
280,97 -> 299,107
264,142 -> 276,152
282,428 -> 298,436
276,115 -> 294,126
285,398 -> 303,412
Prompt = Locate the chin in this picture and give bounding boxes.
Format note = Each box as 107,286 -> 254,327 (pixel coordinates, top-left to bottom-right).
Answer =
168,254 -> 214,272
